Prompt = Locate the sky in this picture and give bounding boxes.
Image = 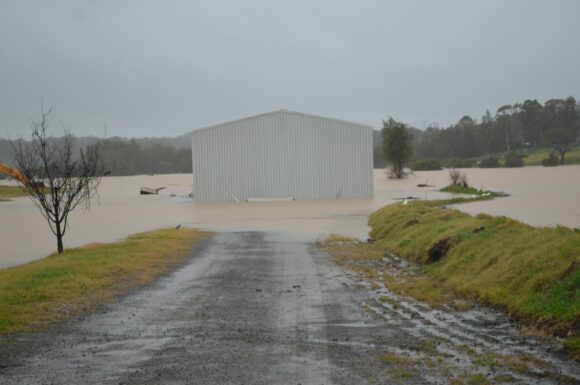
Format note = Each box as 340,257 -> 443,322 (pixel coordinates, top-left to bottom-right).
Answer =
1,0 -> 579,138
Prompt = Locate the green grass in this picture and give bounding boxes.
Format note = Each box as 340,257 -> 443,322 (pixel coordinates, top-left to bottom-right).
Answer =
441,184 -> 484,195
379,353 -> 409,364
440,184 -> 508,199
368,201 -> 580,358
0,228 -> 208,334
0,186 -> 28,200
520,146 -> 580,166
564,336 -> 580,358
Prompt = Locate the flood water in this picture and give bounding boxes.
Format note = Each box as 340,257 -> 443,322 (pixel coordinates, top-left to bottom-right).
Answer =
1,165 -> 579,268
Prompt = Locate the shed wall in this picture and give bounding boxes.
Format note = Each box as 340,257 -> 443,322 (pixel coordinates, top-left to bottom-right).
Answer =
191,111 -> 373,203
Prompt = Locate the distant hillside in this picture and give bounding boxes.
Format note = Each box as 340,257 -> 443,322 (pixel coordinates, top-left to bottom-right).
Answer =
0,135 -> 192,177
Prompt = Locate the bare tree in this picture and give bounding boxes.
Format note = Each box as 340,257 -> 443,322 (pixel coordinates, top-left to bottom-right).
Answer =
448,169 -> 468,187
11,108 -> 104,253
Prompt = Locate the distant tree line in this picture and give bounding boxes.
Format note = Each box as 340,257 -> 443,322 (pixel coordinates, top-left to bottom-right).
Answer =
95,139 -> 191,176
0,137 -> 192,178
373,96 -> 580,167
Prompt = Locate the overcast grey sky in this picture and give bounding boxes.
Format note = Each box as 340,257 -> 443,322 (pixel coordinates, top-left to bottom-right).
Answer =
1,0 -> 579,138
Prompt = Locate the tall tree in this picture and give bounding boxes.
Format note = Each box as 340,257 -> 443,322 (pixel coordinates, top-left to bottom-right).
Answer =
11,108 -> 105,253
382,117 -> 413,178
544,97 -> 579,164
496,104 -> 523,151
520,99 -> 544,146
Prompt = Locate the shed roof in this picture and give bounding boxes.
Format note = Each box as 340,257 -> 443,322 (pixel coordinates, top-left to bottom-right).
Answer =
192,109 -> 372,135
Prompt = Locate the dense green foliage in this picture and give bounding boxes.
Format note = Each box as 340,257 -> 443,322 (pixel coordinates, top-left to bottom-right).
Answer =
368,201 -> 580,357
382,118 -> 413,178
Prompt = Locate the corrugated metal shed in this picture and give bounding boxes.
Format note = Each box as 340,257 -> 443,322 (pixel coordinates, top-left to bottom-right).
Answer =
191,110 -> 373,203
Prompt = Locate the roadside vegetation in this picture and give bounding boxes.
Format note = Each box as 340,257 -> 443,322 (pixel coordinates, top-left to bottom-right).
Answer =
323,194 -> 580,360
0,227 -> 208,334
367,201 -> 580,357
373,200 -> 580,357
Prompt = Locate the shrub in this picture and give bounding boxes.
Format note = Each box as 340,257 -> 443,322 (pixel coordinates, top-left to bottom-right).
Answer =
449,169 -> 468,187
542,152 -> 559,167
504,152 -> 524,167
479,157 -> 500,168
412,158 -> 442,171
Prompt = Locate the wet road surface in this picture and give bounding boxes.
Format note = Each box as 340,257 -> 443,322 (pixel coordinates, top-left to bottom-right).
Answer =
0,232 -> 389,384
1,232 -> 578,384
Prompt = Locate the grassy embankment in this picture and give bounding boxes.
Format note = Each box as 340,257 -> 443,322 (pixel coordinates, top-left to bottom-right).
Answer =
0,228 -> 208,334
521,146 -> 580,166
0,186 -> 28,201
324,192 -> 580,359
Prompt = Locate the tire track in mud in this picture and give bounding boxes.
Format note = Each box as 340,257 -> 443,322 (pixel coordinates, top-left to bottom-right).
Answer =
348,252 -> 580,385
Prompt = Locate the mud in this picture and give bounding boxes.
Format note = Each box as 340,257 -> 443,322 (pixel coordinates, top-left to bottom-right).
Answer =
345,251 -> 580,384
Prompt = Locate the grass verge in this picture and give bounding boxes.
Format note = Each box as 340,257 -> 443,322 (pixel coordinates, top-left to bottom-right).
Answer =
0,227 -> 208,334
0,186 -> 29,201
367,201 -> 580,359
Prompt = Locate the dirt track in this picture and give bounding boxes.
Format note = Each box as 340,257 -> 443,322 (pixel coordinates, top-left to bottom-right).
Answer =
1,232 -> 578,384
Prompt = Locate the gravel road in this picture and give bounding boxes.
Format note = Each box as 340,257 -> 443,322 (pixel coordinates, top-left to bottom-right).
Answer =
0,232 -> 396,384
1,232 -> 578,384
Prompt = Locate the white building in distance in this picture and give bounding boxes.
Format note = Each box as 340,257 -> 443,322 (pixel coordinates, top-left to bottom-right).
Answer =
191,110 -> 373,203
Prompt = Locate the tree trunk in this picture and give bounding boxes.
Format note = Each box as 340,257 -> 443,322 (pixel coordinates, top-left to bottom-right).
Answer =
560,151 -> 566,165
394,161 -> 403,179
56,221 -> 64,253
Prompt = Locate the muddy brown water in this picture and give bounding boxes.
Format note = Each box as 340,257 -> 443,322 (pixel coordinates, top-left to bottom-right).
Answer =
1,166 -> 579,268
